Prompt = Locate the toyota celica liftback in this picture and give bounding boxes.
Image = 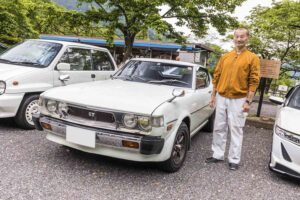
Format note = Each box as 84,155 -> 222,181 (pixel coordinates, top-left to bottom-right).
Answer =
33,58 -> 215,172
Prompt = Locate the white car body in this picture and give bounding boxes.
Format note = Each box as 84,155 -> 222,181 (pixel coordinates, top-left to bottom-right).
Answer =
269,85 -> 300,179
34,58 -> 215,171
0,39 -> 117,128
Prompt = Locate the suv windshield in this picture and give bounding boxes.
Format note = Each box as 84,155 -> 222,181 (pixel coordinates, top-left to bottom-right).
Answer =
288,87 -> 300,110
0,40 -> 62,67
115,60 -> 193,88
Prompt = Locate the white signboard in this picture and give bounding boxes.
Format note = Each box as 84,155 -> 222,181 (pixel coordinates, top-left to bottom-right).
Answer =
278,85 -> 288,92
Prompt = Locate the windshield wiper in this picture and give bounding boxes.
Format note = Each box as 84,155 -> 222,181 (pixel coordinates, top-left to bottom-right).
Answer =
0,58 -> 13,63
112,75 -> 132,81
148,79 -> 189,85
12,61 -> 44,66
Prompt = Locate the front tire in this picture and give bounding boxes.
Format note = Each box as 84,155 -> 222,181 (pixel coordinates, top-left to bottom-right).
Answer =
15,94 -> 40,130
161,122 -> 189,173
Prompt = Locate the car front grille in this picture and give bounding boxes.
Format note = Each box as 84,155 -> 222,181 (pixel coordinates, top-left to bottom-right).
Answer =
68,106 -> 115,123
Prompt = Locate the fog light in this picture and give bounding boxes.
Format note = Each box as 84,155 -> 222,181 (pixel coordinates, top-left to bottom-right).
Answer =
41,122 -> 52,130
122,140 -> 139,149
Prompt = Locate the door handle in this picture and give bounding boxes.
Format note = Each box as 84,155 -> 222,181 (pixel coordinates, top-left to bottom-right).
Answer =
91,74 -> 96,79
208,91 -> 212,94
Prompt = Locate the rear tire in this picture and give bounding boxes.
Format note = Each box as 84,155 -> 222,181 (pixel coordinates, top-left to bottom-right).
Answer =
15,94 -> 40,130
161,122 -> 189,173
202,110 -> 215,132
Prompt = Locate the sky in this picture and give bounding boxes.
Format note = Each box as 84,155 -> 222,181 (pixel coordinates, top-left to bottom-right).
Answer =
164,0 -> 275,50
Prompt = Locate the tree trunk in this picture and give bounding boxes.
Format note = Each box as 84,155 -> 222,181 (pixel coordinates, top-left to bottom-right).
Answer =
123,34 -> 135,62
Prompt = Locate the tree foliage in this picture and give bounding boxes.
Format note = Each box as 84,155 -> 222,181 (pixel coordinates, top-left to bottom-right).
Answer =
0,0 -> 106,45
247,0 -> 300,64
79,0 -> 245,61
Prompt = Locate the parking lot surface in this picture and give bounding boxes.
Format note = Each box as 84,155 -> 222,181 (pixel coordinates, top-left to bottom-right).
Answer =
0,119 -> 299,200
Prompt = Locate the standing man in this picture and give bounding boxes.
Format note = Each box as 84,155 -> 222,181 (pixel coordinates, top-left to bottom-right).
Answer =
205,28 -> 260,170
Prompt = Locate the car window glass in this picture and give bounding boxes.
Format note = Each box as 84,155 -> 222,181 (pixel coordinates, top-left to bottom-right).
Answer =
288,87 -> 300,110
59,48 -> 92,71
117,60 -> 193,88
196,68 -> 209,89
91,50 -> 114,71
0,40 -> 62,67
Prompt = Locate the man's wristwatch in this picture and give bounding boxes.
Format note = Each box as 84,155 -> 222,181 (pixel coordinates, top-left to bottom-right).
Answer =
245,100 -> 252,105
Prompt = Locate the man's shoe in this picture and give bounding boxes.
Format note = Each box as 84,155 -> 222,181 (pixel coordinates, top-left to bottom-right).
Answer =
205,157 -> 223,163
229,163 -> 239,170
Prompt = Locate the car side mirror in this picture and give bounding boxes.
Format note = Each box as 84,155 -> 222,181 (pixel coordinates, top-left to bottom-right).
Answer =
168,89 -> 185,102
172,88 -> 185,97
269,96 -> 284,105
57,63 -> 71,71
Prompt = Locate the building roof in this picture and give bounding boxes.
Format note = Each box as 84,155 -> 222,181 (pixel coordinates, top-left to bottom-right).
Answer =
40,35 -> 213,52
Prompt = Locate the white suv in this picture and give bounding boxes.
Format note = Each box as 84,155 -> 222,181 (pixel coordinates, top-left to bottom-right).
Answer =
0,39 -> 117,129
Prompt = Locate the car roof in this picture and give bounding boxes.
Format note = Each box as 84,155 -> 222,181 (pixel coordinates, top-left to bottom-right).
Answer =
130,58 -> 203,68
27,39 -> 109,51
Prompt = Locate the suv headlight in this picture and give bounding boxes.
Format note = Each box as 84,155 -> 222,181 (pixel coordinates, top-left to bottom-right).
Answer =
0,81 -> 6,95
46,100 -> 58,113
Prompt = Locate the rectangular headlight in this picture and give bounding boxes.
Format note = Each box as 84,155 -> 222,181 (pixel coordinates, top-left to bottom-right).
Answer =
0,81 -> 6,95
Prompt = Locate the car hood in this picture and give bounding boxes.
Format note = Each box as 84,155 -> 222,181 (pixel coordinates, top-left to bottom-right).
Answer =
0,63 -> 37,80
43,79 -> 179,115
277,106 -> 300,135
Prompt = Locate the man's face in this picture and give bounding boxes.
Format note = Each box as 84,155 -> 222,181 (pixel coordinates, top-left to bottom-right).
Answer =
233,29 -> 249,48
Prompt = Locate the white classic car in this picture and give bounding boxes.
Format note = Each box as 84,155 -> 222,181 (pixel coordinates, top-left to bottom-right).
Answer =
0,39 -> 116,129
33,58 -> 215,172
269,85 -> 300,180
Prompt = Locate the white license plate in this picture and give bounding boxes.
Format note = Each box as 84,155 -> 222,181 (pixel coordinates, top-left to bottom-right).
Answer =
66,126 -> 96,148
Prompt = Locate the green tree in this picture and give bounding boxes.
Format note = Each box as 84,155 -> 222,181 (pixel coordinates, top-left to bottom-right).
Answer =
0,0 -> 38,44
247,0 -> 300,64
0,0 -> 107,45
79,0 -> 245,61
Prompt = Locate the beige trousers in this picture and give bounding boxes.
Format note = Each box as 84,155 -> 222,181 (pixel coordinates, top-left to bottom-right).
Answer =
212,93 -> 247,164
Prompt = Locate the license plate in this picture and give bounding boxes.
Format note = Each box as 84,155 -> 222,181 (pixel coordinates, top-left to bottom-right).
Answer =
66,126 -> 96,148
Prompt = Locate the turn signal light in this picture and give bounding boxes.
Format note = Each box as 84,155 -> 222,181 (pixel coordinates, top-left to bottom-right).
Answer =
41,122 -> 52,131
122,140 -> 139,149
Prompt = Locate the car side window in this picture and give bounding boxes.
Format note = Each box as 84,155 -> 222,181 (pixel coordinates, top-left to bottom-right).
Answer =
196,68 -> 209,89
59,48 -> 92,71
91,50 -> 114,71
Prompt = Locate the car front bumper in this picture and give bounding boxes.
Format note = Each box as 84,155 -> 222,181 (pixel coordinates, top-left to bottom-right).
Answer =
33,114 -> 172,162
269,132 -> 300,180
0,93 -> 24,118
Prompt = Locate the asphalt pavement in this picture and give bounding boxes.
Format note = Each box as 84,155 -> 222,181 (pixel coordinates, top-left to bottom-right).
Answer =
0,118 -> 299,200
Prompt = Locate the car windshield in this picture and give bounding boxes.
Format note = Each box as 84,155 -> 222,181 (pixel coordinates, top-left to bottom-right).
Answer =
115,60 -> 193,88
0,40 -> 62,67
288,87 -> 300,110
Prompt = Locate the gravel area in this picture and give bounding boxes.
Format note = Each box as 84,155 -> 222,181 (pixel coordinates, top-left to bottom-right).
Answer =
0,118 -> 299,200
250,102 -> 278,118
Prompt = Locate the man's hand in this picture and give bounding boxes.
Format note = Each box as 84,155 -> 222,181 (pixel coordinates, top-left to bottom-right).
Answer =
242,102 -> 250,113
209,95 -> 216,108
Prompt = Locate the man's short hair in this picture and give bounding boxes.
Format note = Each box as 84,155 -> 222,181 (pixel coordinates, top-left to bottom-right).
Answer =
234,28 -> 250,36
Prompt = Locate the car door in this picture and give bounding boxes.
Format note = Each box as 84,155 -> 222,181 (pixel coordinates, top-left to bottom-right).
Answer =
190,67 -> 213,132
90,49 -> 116,81
53,47 -> 95,86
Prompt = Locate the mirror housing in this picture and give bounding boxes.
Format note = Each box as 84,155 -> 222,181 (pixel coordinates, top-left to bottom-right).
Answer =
269,96 -> 284,105
57,63 -> 71,71
168,89 -> 185,102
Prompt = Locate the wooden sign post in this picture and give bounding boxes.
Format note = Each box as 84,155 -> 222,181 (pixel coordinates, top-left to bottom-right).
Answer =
257,59 -> 281,117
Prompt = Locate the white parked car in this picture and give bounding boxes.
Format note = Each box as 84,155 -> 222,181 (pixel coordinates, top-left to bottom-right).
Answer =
33,58 -> 215,172
0,39 -> 117,129
269,85 -> 300,179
